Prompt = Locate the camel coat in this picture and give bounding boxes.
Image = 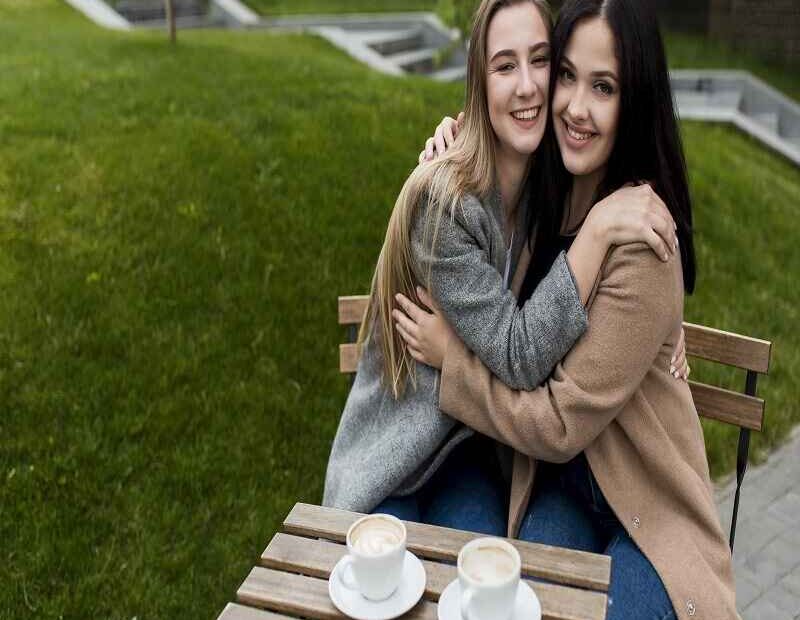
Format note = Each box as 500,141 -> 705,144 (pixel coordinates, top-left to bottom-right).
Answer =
438,242 -> 738,619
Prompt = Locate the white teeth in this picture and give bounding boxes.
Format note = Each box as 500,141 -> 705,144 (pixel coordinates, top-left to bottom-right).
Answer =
566,123 -> 593,141
511,107 -> 539,121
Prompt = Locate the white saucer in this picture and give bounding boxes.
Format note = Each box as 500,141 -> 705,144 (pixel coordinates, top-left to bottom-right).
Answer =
437,578 -> 541,620
328,550 -> 427,620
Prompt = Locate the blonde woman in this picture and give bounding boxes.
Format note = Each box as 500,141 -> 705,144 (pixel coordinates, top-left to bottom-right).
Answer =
323,0 -> 680,535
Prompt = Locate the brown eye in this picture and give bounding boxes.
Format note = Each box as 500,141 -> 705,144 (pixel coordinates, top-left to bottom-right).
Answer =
558,67 -> 575,82
594,81 -> 614,95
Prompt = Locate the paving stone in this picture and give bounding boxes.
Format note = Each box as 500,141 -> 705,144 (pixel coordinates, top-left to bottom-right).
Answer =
780,526 -> 800,548
730,512 -> 785,563
719,428 -> 800,618
736,568 -> 764,609
780,572 -> 800,597
745,536 -> 800,590
763,583 -> 800,615
768,492 -> 800,526
743,596 -> 795,620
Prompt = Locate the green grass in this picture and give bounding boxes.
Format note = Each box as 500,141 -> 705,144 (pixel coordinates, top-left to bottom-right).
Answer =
666,31 -> 800,102
1,2 -> 799,619
249,0 -> 436,16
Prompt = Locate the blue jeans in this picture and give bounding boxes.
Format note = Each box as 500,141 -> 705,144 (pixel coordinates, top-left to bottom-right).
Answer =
372,435 -> 508,536
518,454 -> 676,620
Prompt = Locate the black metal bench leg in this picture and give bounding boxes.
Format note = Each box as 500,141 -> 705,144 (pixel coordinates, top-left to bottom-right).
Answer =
730,370 -> 759,553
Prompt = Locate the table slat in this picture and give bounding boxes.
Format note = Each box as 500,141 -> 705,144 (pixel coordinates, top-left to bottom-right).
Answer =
217,602 -> 295,620
262,533 -> 607,620
237,566 -> 437,620
283,503 -> 610,591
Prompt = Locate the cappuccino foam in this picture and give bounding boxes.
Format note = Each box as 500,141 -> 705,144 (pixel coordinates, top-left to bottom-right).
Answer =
462,545 -> 517,584
350,517 -> 404,556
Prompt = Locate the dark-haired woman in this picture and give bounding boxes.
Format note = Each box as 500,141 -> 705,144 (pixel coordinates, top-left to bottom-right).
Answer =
397,0 -> 736,618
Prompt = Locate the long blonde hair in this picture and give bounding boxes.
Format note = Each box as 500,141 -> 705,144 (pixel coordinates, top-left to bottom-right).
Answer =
361,0 -> 552,398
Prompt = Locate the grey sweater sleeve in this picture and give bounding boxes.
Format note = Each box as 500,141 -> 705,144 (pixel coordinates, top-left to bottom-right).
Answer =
411,195 -> 588,390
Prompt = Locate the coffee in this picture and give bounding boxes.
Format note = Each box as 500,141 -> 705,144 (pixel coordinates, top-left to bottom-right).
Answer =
461,544 -> 517,584
350,516 -> 404,556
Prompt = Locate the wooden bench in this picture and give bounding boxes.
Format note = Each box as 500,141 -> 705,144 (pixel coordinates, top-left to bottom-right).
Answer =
338,295 -> 772,552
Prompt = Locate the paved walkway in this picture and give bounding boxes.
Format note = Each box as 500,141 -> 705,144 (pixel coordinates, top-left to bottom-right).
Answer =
715,426 -> 800,619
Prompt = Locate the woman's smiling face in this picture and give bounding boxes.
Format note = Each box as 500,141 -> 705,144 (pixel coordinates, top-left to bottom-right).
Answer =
552,16 -> 620,178
485,2 -> 551,163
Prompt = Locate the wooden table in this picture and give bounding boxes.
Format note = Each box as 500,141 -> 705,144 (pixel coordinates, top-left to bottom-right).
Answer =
217,503 -> 610,620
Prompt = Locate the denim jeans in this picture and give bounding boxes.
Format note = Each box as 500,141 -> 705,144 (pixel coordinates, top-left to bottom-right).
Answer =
372,435 -> 508,536
518,454 -> 676,620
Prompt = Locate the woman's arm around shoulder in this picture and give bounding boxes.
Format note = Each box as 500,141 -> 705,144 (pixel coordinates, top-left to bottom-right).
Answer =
437,242 -> 682,463
408,193 -> 587,391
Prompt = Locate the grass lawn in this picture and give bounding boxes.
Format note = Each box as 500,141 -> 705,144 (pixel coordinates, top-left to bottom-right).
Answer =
2,2 -> 799,619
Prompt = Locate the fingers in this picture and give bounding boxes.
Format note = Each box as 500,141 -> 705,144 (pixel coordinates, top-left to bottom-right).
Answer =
456,111 -> 465,130
395,292 -> 429,323
643,226 -> 671,262
648,212 -> 677,256
424,137 -> 435,161
392,309 -> 419,349
418,149 -> 426,164
416,286 -> 439,313
671,328 -> 689,381
443,120 -> 455,149
406,345 -> 426,364
433,124 -> 446,157
670,343 -> 687,379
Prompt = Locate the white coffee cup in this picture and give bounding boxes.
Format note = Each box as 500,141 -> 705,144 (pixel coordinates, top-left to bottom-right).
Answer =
338,513 -> 407,601
458,537 -> 521,620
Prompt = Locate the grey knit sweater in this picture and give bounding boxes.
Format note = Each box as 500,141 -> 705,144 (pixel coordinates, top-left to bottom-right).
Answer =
323,190 -> 588,512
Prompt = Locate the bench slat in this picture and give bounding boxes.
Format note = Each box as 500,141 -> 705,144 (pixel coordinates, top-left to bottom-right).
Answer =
341,349 -> 765,430
339,297 -> 772,376
283,503 -> 610,592
683,322 -> 770,374
217,603 -> 294,620
690,381 -> 764,431
237,566 -> 437,620
339,343 -> 360,374
262,533 -> 608,620
338,296 -> 369,326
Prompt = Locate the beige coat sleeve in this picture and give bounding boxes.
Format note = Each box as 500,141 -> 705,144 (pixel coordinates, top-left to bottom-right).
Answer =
438,243 -> 681,463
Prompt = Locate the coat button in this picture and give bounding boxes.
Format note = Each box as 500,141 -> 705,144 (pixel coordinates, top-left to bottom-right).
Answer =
686,599 -> 696,616
632,516 -> 640,528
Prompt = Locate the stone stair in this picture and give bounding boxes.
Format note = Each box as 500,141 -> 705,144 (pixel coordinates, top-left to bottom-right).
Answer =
671,70 -> 800,166
262,13 -> 467,83
115,0 -> 208,24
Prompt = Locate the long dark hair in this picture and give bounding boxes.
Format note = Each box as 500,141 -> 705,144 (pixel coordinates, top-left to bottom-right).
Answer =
523,0 -> 696,296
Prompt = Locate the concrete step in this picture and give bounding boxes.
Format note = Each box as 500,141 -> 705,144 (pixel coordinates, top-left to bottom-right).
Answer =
386,47 -> 438,74
355,27 -> 424,56
752,111 -> 780,133
673,89 -> 742,108
429,64 -> 467,82
134,14 -> 219,29
116,0 -> 205,23
674,91 -> 713,108
709,90 -> 742,108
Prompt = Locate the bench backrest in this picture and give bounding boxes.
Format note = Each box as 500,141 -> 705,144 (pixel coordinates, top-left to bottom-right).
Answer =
337,294 -> 772,550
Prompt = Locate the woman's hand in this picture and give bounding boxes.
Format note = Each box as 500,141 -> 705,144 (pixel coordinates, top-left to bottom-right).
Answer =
418,112 -> 465,164
392,287 -> 456,370
587,183 -> 678,262
671,326 -> 690,381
